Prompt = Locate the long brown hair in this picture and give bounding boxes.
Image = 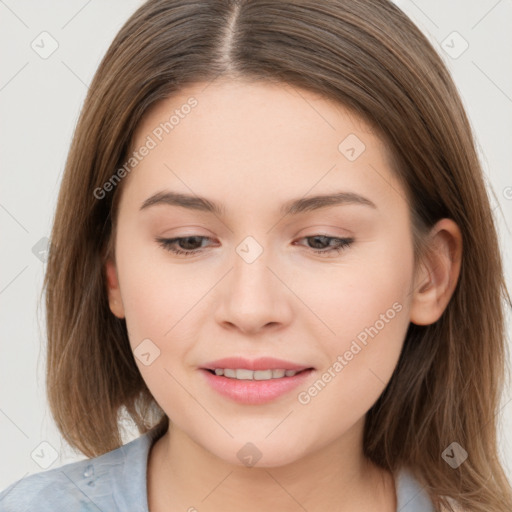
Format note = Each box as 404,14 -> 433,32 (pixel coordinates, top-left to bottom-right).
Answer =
43,1 -> 512,510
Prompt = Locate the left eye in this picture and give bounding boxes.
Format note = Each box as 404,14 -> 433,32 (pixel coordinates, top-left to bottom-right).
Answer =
294,235 -> 353,256
156,235 -> 353,257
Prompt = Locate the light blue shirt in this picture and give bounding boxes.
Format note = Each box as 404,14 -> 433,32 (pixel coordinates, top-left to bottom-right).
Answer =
0,426 -> 434,511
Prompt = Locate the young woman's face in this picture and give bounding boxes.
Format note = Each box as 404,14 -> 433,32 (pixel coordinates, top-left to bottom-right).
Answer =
107,79 -> 417,467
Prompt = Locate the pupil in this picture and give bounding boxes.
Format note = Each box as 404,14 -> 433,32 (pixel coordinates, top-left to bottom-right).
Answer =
182,236 -> 201,250
311,236 -> 328,249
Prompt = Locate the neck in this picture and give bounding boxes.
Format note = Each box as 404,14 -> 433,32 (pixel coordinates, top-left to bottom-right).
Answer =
147,419 -> 396,512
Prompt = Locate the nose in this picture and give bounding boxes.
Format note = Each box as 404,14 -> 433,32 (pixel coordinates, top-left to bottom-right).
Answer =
214,242 -> 293,335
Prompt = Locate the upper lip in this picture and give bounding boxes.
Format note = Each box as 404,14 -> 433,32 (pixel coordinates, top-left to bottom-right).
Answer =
201,357 -> 313,372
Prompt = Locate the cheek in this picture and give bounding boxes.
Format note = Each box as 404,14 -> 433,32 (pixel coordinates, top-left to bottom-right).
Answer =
294,228 -> 413,374
115,234 -> 202,344
295,233 -> 413,342
114,243 -> 200,412
295,234 -> 413,416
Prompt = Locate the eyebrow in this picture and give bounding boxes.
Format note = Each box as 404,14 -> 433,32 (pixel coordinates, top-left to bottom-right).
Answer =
139,190 -> 377,217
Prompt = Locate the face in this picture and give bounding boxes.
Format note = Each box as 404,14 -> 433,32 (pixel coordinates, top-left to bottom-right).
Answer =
106,79 -> 418,467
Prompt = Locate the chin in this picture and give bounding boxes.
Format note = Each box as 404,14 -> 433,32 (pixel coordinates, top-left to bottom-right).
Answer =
206,436 -> 309,469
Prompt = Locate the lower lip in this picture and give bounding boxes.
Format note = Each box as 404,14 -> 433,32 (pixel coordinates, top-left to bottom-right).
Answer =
200,368 -> 314,405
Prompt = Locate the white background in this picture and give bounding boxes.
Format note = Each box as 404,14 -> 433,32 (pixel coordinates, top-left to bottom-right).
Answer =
1,0 -> 511,491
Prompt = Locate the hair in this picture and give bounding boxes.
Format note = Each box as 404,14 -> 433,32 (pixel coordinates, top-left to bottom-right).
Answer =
43,0 -> 511,510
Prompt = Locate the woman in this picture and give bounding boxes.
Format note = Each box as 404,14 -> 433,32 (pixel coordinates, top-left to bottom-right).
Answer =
1,1 -> 510,510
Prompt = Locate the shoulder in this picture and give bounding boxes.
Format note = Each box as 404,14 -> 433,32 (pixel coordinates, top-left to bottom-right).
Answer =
440,497 -> 470,512
395,467 -> 436,512
395,468 -> 470,512
0,431 -> 155,512
0,462 -> 95,512
0,455 -> 117,512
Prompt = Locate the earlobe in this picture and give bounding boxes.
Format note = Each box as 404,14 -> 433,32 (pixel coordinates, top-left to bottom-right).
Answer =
105,258 -> 125,319
409,219 -> 462,326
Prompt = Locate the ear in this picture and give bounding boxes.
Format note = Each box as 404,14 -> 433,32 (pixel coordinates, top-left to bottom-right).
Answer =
105,258 -> 125,319
410,218 -> 462,326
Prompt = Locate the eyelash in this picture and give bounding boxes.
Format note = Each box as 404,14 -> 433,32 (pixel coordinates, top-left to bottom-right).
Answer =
156,235 -> 354,257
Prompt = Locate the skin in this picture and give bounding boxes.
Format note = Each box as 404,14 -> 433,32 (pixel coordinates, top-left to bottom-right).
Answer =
105,79 -> 462,512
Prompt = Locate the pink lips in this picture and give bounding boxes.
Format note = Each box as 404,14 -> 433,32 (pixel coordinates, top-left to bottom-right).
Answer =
200,357 -> 314,405
201,356 -> 311,372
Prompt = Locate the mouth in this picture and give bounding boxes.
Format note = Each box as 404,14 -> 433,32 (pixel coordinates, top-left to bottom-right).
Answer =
199,364 -> 315,405
202,367 -> 313,380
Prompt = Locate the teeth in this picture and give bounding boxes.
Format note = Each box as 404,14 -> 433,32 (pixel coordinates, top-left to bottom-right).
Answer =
211,368 -> 301,380
236,369 -> 255,380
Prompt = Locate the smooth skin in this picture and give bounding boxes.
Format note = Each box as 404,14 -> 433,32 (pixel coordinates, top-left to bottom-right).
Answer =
105,79 -> 462,512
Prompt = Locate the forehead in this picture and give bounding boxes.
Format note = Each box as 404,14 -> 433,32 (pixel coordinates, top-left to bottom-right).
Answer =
132,79 -> 376,154
119,79 -> 405,217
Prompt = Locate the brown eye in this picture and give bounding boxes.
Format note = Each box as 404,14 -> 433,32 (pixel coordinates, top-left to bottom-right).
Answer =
156,236 -> 212,256
295,235 -> 354,256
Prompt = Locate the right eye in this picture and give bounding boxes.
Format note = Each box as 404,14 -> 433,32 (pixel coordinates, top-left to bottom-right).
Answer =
156,236 -> 213,256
